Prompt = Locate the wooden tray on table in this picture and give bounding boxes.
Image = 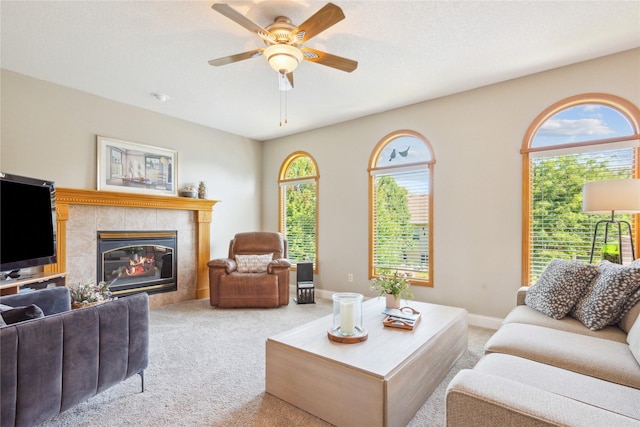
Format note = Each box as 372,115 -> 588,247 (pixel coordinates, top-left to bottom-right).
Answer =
383,306 -> 421,330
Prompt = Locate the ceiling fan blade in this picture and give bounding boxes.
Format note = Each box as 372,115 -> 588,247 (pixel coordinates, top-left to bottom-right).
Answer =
212,3 -> 272,39
295,3 -> 345,42
301,48 -> 357,73
208,49 -> 263,67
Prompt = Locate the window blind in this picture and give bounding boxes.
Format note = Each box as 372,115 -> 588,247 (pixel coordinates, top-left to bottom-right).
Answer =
528,146 -> 637,284
282,181 -> 317,266
372,167 -> 430,281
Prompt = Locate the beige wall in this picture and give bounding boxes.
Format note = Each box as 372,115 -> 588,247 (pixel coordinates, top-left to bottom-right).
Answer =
0,69 -> 262,260
2,49 -> 638,318
262,48 -> 640,318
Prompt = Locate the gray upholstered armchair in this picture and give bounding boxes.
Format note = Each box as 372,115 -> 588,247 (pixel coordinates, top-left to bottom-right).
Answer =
207,232 -> 291,308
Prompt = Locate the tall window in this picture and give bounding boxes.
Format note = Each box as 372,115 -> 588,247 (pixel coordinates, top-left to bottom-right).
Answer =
279,152 -> 318,269
522,93 -> 640,285
369,130 -> 435,286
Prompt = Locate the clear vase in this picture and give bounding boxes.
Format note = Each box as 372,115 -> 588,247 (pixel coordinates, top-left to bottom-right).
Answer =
332,293 -> 363,336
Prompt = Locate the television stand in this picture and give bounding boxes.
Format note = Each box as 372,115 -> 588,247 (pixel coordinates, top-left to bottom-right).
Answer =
0,272 -> 66,296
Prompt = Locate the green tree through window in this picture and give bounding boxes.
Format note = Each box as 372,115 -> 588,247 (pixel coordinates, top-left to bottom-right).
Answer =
530,150 -> 633,278
279,153 -> 318,268
522,94 -> 639,285
369,131 -> 435,286
374,175 -> 414,269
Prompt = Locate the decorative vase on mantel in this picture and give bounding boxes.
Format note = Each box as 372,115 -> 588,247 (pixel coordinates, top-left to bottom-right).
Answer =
385,293 -> 401,309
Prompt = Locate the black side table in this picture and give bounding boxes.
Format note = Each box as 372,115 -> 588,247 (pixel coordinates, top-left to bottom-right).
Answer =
294,262 -> 314,304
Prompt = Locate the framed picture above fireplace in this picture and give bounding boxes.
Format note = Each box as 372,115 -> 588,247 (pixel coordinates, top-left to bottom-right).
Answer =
97,136 -> 177,196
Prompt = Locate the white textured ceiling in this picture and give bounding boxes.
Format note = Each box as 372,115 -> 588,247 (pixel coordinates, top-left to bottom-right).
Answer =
2,1 -> 639,141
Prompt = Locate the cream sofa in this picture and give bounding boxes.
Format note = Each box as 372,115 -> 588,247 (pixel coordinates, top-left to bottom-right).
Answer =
446,286 -> 640,426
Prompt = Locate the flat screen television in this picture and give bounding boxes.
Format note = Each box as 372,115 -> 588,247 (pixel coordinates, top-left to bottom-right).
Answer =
0,172 -> 57,277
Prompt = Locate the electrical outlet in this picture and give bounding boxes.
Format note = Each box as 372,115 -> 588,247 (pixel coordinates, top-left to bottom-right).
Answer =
347,273 -> 354,283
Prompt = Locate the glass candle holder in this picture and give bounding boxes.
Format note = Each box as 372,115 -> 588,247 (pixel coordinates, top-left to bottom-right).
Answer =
332,293 -> 363,336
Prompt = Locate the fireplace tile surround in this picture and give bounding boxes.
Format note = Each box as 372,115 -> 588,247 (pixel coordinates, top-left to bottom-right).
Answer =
70,208 -> 186,301
44,188 -> 217,308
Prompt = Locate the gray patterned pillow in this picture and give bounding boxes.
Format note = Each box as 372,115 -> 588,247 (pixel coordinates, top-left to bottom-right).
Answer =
571,260 -> 640,330
614,258 -> 640,322
525,259 -> 599,319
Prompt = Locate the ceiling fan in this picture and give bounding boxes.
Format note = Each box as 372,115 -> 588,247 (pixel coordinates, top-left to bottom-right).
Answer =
208,2 -> 358,89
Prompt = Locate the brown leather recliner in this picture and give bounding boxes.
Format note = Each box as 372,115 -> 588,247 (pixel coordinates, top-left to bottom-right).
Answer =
207,232 -> 291,308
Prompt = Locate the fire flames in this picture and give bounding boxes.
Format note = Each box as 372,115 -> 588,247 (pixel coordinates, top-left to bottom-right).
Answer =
125,254 -> 155,277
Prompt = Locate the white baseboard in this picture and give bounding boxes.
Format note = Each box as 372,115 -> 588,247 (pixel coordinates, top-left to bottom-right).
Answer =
468,313 -> 501,330
314,288 -> 333,300
294,287 -> 502,330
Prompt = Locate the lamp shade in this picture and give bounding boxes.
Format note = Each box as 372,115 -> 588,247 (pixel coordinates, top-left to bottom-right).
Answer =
263,44 -> 303,75
582,179 -> 640,214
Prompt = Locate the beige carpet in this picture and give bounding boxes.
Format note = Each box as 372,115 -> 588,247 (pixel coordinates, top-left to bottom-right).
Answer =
41,295 -> 494,427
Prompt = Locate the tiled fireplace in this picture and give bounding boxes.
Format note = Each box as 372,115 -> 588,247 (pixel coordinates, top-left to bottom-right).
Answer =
44,188 -> 217,308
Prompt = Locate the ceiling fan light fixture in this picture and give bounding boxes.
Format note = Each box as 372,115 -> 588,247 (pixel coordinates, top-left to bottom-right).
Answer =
264,44 -> 303,75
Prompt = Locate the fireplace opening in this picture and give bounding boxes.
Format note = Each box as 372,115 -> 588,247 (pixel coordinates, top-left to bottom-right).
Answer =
97,231 -> 177,297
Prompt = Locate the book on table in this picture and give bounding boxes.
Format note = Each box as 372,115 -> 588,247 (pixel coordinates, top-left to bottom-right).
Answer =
382,306 -> 421,321
382,306 -> 421,330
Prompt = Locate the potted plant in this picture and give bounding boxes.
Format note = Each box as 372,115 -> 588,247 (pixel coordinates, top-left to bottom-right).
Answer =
69,280 -> 113,309
370,270 -> 413,308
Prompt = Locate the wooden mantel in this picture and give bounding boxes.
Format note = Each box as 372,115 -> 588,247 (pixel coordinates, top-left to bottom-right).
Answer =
44,187 -> 219,300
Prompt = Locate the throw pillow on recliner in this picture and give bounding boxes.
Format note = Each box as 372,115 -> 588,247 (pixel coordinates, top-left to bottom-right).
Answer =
525,259 -> 599,319
235,253 -> 273,273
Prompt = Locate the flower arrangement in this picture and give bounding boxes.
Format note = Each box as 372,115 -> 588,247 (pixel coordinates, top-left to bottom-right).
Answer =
69,280 -> 113,307
370,270 -> 413,300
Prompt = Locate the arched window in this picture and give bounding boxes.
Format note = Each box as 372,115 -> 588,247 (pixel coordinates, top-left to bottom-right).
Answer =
279,152 -> 319,270
368,130 -> 435,286
522,93 -> 640,285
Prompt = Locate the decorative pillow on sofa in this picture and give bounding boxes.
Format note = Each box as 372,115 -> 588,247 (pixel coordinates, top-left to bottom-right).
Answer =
0,304 -> 45,325
236,253 -> 273,273
525,259 -> 599,319
0,303 -> 11,327
571,261 -> 640,331
619,258 -> 640,322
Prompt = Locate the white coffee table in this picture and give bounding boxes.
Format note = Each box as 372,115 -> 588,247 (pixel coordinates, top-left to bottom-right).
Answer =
265,298 -> 467,427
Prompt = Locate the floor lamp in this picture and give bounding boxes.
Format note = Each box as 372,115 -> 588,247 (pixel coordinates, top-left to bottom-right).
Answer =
583,179 -> 640,264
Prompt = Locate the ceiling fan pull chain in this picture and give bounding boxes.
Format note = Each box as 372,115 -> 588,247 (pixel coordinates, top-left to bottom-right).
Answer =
279,79 -> 289,127
284,86 -> 288,125
280,86 -> 283,126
